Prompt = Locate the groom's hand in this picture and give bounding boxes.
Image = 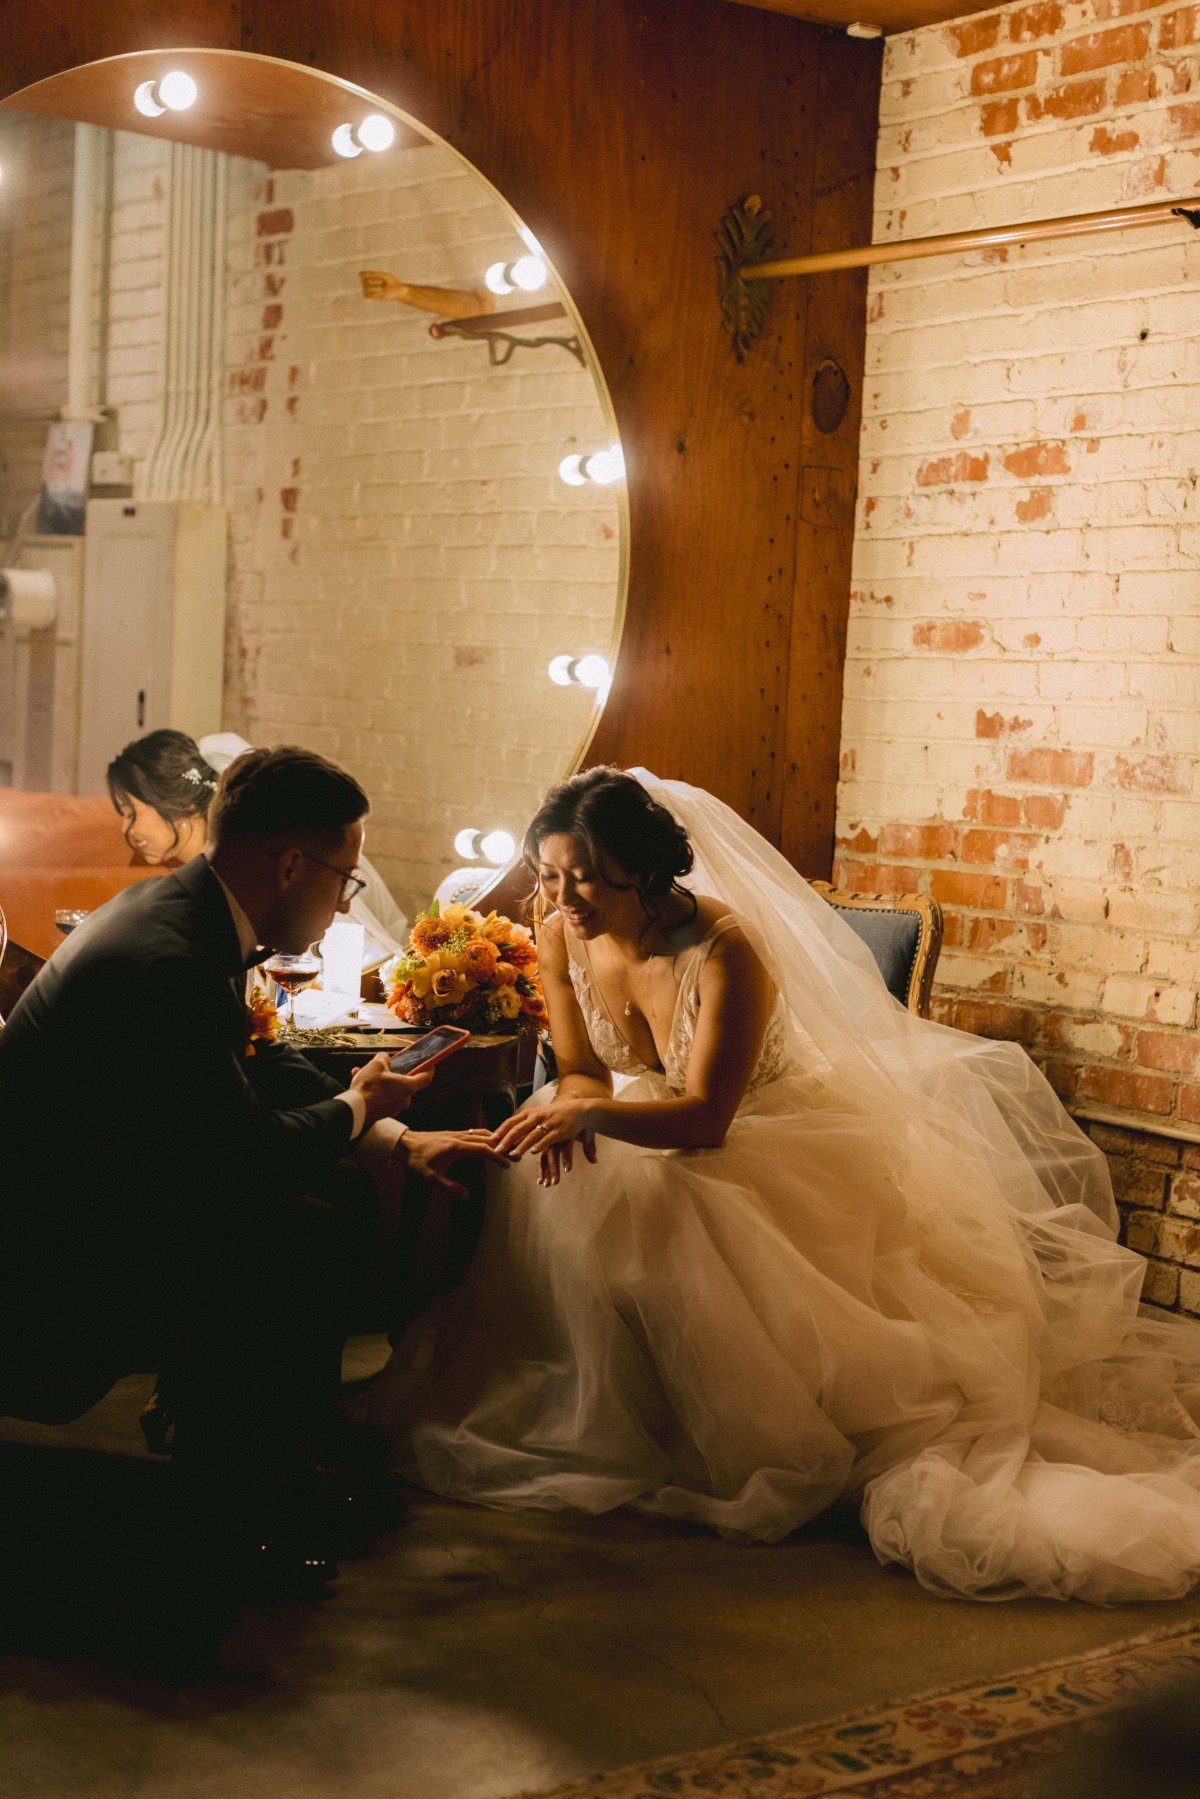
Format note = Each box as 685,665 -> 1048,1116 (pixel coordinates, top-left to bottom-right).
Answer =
349,1052 -> 435,1128
403,1129 -> 518,1201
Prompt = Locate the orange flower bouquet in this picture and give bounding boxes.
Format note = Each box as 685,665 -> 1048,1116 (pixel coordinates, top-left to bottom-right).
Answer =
381,901 -> 547,1034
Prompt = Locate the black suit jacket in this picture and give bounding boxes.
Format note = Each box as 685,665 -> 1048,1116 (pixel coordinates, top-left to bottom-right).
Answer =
0,857 -> 355,1398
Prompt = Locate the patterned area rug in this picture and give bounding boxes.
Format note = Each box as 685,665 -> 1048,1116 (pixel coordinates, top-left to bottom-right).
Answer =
520,1621 -> 1200,1798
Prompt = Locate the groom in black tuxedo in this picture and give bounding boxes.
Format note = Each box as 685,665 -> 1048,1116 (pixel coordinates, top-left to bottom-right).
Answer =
0,745 -> 506,1592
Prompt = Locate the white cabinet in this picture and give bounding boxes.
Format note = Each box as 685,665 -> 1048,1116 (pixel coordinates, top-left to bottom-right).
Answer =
77,499 -> 226,796
0,534 -> 85,793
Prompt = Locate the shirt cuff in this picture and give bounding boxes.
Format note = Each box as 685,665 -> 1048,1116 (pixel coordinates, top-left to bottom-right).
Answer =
366,1117 -> 409,1151
333,1088 -> 367,1140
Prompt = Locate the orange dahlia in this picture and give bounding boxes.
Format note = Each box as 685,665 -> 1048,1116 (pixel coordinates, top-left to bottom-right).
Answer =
463,938 -> 500,981
389,987 -> 427,1025
411,914 -> 454,955
245,984 -> 280,1055
502,935 -> 538,970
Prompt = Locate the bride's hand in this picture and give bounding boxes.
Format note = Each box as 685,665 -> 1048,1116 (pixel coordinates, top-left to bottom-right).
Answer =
490,1098 -> 601,1181
534,1130 -> 598,1187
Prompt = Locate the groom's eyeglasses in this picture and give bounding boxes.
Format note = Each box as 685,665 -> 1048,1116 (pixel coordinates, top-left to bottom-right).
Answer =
300,851 -> 367,905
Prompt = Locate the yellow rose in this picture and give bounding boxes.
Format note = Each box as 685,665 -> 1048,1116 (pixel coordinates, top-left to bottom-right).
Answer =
440,904 -> 476,931
496,986 -> 520,1019
410,968 -> 434,998
431,970 -> 468,1005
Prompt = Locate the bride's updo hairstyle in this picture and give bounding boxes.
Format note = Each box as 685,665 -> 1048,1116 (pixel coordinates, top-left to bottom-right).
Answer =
106,729 -> 219,854
524,767 -> 697,927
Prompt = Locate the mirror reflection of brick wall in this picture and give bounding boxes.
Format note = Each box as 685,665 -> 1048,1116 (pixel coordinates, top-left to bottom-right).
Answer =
221,145 -> 619,917
0,113 -> 619,917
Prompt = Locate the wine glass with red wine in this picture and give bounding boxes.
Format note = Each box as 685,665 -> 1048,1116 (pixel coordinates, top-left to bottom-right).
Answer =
262,949 -> 322,1027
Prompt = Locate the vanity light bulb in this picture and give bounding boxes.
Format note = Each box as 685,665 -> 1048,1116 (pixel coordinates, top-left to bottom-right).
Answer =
510,255 -> 548,292
454,828 -> 481,860
332,123 -> 364,159
480,830 -> 516,866
133,81 -> 167,119
548,655 -> 574,686
558,454 -> 587,486
356,113 -> 396,153
575,655 -> 611,690
485,260 -> 514,296
157,71 -> 198,111
584,445 -> 625,485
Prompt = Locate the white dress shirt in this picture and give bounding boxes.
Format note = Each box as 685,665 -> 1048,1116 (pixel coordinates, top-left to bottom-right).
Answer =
211,867 -> 374,1141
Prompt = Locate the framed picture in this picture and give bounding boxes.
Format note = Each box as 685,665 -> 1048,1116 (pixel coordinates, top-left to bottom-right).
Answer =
36,420 -> 94,535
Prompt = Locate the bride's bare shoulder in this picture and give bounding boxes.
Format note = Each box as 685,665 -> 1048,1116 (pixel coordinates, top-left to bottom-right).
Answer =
692,894 -> 739,934
536,908 -> 568,966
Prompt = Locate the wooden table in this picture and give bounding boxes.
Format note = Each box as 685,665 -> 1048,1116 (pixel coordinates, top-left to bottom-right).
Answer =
297,1030 -> 524,1131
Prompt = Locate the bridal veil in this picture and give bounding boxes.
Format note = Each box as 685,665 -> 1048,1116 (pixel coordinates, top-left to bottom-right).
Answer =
631,771 -> 1200,1601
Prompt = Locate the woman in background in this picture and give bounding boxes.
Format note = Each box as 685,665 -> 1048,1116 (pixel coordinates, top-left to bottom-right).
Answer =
106,729 -> 215,866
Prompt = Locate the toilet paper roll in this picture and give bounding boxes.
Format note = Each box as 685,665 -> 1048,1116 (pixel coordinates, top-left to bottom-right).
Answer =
0,567 -> 57,631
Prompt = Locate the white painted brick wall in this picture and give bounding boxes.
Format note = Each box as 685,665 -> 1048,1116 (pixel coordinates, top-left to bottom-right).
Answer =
0,114 -> 75,535
840,0 -> 1200,1312
220,143 -> 619,915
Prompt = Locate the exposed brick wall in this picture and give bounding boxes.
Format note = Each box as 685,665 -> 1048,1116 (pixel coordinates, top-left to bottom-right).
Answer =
1085,1118 -> 1200,1309
842,0 -> 1200,1313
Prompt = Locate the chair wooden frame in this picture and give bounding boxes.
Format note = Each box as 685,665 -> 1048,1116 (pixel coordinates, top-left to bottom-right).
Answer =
809,882 -> 943,1018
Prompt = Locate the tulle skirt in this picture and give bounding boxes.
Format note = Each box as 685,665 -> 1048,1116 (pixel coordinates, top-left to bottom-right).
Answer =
365,1069 -> 1200,1605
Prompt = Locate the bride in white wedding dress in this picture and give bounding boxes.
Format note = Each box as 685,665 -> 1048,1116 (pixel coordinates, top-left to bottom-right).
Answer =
369,767 -> 1200,1604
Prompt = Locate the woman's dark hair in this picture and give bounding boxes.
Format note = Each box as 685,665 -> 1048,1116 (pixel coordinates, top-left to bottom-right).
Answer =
524,767 -> 696,928
106,729 -> 218,856
208,744 -> 368,850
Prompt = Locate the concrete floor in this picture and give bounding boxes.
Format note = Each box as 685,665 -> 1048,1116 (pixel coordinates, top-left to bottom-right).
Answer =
3,1346 -> 1200,1799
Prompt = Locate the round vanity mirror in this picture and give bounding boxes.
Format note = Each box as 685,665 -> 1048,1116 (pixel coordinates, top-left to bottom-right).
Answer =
0,50 -> 626,923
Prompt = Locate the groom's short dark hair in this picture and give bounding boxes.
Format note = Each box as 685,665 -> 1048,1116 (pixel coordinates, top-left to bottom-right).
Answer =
208,745 -> 369,850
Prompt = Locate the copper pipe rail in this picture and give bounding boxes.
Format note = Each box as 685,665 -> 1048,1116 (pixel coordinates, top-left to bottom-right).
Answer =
742,195 -> 1200,279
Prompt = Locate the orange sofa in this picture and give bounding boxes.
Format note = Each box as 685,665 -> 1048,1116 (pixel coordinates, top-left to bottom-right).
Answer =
0,788 -> 165,961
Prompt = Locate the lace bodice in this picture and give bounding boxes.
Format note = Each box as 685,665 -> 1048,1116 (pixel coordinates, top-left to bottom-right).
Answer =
565,915 -> 789,1097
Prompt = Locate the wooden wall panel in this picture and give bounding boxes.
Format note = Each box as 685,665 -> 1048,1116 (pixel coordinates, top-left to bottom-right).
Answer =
779,36 -> 878,873
0,0 -> 881,874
